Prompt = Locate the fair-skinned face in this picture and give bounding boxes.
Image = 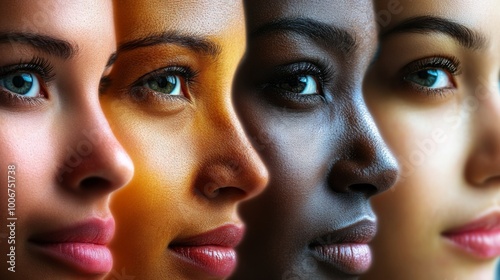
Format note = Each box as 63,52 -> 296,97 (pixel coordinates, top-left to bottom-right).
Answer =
101,0 -> 268,279
0,1 -> 134,279
362,0 -> 500,279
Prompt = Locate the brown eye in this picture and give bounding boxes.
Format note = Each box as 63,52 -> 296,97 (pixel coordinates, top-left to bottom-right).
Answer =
276,75 -> 319,95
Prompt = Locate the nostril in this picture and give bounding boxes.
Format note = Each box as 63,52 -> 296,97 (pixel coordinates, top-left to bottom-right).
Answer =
348,183 -> 379,197
80,177 -> 111,192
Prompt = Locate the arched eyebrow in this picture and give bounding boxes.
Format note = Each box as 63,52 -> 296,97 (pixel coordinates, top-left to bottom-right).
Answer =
250,18 -> 357,55
0,32 -> 78,60
116,31 -> 222,58
380,16 -> 487,50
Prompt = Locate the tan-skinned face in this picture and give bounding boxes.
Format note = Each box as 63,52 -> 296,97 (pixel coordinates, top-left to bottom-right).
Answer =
362,0 -> 500,279
0,1 -> 134,279
102,0 -> 268,279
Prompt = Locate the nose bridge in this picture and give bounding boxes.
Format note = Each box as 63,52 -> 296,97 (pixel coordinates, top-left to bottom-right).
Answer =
58,92 -> 134,195
466,84 -> 500,185
196,99 -> 268,201
328,96 -> 398,195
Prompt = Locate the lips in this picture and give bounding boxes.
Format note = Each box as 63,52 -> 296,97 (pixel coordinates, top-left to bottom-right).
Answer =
169,224 -> 244,278
29,218 -> 115,275
309,220 -> 376,275
443,212 -> 500,259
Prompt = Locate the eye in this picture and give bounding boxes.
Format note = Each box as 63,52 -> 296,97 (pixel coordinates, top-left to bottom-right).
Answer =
143,74 -> 182,96
404,69 -> 452,89
276,74 -> 319,95
0,72 -> 41,97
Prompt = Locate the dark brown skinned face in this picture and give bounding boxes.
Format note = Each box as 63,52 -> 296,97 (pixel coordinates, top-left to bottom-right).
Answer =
231,0 -> 399,279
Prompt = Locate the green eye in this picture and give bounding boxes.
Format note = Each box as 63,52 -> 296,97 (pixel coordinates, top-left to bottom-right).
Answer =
0,72 -> 40,97
404,69 -> 451,89
145,75 -> 181,95
277,75 -> 318,95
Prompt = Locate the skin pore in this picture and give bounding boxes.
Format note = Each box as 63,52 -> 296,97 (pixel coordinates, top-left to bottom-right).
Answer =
362,0 -> 500,279
230,0 -> 398,279
101,0 -> 268,279
0,1 -> 134,279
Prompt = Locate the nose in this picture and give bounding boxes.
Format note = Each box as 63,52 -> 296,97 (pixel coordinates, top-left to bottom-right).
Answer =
195,101 -> 269,203
465,84 -> 500,186
328,96 -> 398,197
58,100 -> 134,197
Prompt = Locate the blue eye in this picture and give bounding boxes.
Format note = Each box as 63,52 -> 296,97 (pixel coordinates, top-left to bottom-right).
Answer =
277,75 -> 319,95
404,69 -> 452,89
0,72 -> 41,97
144,75 -> 182,95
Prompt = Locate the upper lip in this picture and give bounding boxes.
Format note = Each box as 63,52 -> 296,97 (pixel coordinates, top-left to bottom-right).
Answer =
170,224 -> 245,248
29,218 -> 115,245
443,211 -> 500,235
309,219 -> 377,247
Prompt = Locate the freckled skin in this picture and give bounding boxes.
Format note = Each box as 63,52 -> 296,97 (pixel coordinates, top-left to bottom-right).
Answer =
0,1 -> 134,279
362,1 -> 500,279
230,0 -> 398,279
102,1 -> 268,279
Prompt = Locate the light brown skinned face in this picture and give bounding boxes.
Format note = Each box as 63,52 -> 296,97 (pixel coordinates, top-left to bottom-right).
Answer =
362,0 -> 500,279
102,1 -> 268,279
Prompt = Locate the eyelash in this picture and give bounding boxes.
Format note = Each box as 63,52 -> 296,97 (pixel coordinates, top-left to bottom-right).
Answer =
260,61 -> 333,108
0,56 -> 55,106
127,65 -> 198,103
399,56 -> 461,96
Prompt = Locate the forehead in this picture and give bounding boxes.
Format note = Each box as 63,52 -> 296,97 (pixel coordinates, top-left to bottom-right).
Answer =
0,0 -> 113,38
114,0 -> 245,41
244,0 -> 376,38
375,0 -> 500,32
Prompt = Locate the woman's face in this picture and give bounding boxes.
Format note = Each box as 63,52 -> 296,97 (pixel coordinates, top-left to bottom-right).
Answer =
363,0 -> 500,279
101,0 -> 268,279
231,0 -> 398,279
0,1 -> 134,279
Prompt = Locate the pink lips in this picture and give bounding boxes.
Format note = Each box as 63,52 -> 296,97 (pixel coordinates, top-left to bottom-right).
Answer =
443,212 -> 500,259
29,218 -> 115,275
169,224 -> 244,278
310,220 -> 376,275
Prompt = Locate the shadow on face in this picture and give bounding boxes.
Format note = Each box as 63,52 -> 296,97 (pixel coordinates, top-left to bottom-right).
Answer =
231,0 -> 399,279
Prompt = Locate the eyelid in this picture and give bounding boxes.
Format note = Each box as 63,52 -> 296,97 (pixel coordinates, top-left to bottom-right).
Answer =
399,55 -> 462,79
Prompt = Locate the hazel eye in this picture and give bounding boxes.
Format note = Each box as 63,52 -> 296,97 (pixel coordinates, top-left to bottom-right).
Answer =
0,72 -> 41,97
144,75 -> 182,95
404,69 -> 453,89
277,75 -> 319,95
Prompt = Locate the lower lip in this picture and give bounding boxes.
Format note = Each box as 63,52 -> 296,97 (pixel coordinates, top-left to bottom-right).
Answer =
31,242 -> 112,274
170,246 -> 237,278
312,244 -> 372,275
444,230 -> 500,259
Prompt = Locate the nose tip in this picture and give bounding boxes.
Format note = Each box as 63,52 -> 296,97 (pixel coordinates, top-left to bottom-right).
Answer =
59,126 -> 134,196
328,102 -> 398,197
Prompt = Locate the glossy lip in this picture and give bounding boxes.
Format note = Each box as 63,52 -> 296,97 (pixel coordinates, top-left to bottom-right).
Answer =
442,211 -> 500,259
29,218 -> 115,275
309,220 -> 376,275
169,224 -> 245,278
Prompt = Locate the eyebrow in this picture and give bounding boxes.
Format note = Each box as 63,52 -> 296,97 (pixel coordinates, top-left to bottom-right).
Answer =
0,32 -> 77,59
249,18 -> 357,55
116,31 -> 222,58
381,16 -> 487,50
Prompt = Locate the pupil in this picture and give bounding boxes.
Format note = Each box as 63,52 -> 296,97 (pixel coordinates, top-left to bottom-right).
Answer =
12,75 -> 26,88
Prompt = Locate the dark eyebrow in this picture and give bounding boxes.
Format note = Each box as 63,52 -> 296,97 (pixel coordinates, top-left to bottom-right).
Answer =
381,16 -> 487,50
249,18 -> 357,55
117,31 -> 221,58
0,32 -> 77,59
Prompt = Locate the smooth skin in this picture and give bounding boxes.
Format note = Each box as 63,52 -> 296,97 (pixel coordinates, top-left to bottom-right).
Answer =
0,1 -> 133,279
362,0 -> 500,279
101,0 -> 268,279
231,0 -> 398,279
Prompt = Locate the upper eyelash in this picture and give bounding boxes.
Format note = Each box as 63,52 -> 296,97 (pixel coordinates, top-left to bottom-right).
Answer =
400,56 -> 462,78
130,65 -> 198,89
264,60 -> 334,91
0,56 -> 56,83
